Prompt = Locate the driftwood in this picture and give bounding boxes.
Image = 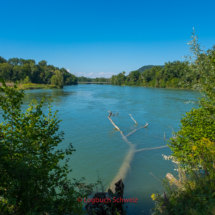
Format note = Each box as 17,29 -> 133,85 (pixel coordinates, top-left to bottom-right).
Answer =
166,173 -> 183,188
107,112 -> 167,193
129,114 -> 138,125
85,179 -> 125,215
125,123 -> 148,138
108,116 -> 121,131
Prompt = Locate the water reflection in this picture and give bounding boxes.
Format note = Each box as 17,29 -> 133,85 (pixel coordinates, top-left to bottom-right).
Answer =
22,89 -> 77,107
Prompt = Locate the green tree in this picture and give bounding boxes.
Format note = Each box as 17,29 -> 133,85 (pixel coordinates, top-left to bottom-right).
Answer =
8,58 -> 20,66
152,29 -> 215,215
38,60 -> 47,67
29,64 -> 41,83
23,76 -> 31,84
44,70 -> 53,84
0,79 -> 94,214
128,70 -> 140,85
51,70 -> 64,88
19,59 -> 35,66
116,72 -> 126,85
168,29 -> 215,173
110,75 -> 116,85
0,56 -> 7,64
0,63 -> 13,81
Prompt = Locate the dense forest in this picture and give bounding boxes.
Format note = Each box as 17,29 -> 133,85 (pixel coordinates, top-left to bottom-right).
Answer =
1,50 -> 213,90
137,65 -> 164,73
77,61 -> 193,88
110,61 -> 193,88
0,56 -> 78,87
110,49 -> 215,89
78,58 -> 206,89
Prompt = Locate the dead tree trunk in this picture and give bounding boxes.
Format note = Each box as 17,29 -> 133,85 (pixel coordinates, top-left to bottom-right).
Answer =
107,112 -> 167,194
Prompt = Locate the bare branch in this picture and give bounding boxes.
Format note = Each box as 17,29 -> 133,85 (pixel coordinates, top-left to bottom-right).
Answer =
125,122 -> 148,138
107,116 -> 120,131
150,172 -> 162,183
129,114 -> 138,125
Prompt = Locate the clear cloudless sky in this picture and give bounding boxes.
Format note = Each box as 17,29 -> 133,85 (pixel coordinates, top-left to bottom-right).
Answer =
0,0 -> 214,78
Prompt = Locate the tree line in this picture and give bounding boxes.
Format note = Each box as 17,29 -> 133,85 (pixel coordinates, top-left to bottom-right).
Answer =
110,54 -> 214,89
78,76 -> 110,83
0,56 -> 78,88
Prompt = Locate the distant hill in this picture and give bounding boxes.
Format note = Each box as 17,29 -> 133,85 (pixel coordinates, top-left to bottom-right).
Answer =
138,65 -> 164,73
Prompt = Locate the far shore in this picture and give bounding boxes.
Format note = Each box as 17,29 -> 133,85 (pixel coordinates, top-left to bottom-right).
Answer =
1,82 -> 196,91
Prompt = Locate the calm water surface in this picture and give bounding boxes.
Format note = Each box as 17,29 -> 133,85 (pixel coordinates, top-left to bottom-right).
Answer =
6,85 -> 201,214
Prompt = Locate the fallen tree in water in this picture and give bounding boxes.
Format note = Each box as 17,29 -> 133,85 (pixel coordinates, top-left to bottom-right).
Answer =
107,113 -> 168,192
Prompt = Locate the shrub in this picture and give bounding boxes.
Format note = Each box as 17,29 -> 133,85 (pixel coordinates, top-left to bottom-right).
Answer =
152,29 -> 215,215
0,79 -> 94,214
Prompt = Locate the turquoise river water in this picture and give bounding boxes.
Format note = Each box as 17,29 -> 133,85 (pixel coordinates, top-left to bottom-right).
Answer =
1,84 -> 201,214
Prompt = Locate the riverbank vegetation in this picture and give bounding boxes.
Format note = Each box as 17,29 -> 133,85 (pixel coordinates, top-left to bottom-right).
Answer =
0,57 -> 78,88
110,61 -> 195,88
151,29 -> 215,214
110,42 -> 215,89
0,79 -> 95,214
17,83 -> 58,90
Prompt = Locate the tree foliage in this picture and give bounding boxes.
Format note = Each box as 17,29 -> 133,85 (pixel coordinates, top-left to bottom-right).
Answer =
0,57 -> 7,64
51,70 -> 64,88
0,57 -> 78,86
0,79 -> 94,214
111,62 -> 192,88
152,29 -> 215,215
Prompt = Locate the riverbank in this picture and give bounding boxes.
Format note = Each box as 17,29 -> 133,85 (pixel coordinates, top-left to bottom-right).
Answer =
17,83 -> 59,90
120,84 -> 195,90
0,83 -> 59,90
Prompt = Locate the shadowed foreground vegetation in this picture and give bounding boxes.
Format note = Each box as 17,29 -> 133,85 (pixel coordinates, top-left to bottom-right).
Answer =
0,79 -> 96,214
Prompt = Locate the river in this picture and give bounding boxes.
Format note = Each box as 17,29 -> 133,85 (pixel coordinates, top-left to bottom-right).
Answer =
6,84 -> 201,214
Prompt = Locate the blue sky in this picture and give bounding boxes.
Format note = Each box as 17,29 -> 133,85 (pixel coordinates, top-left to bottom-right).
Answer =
0,0 -> 214,78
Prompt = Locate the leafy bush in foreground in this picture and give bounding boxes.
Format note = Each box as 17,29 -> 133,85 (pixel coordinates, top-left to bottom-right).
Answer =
151,29 -> 215,215
0,79 -> 94,215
